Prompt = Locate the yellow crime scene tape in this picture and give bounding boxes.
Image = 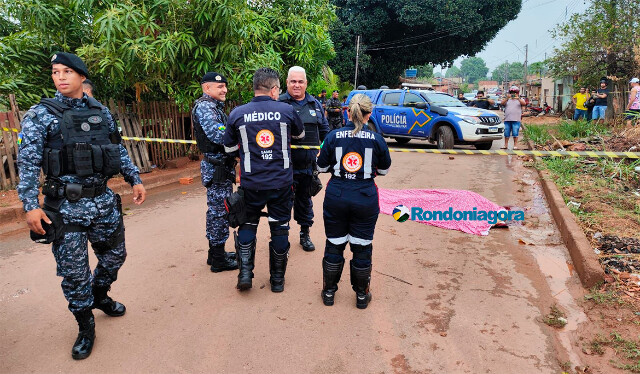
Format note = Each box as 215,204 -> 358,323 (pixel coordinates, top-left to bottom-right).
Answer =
2,129 -> 639,158
117,136 -> 640,159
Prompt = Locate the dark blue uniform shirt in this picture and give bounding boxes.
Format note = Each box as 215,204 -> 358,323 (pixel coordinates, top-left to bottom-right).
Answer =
224,96 -> 305,190
280,92 -> 330,141
317,122 -> 391,184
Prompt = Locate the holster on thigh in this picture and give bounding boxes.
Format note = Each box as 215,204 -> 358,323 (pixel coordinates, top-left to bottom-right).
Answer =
92,216 -> 125,254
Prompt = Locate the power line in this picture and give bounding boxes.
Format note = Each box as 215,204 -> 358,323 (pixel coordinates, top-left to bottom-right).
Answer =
366,32 -> 458,51
366,24 -> 469,49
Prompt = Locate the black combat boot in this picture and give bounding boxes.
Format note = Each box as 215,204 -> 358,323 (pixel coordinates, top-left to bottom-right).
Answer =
209,241 -> 238,273
208,241 -> 236,266
300,226 -> 315,252
321,258 -> 345,306
235,235 -> 256,291
92,285 -> 126,317
71,309 -> 95,360
350,261 -> 372,309
269,243 -> 290,293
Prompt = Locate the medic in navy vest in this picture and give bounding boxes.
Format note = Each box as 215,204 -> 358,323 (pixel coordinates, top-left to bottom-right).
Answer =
223,67 -> 305,293
224,97 -> 305,190
278,66 -> 330,252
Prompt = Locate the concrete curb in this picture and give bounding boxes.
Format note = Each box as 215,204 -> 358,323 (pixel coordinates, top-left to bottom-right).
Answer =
0,160 -> 202,237
525,138 -> 603,288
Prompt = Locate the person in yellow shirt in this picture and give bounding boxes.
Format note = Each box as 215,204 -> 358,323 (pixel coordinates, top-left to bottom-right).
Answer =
572,87 -> 588,120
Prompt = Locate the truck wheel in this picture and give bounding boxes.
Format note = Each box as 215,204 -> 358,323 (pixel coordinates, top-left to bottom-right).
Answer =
436,126 -> 454,149
394,138 -> 410,145
474,141 -> 493,150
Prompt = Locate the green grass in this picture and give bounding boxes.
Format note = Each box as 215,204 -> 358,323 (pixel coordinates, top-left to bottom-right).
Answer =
542,305 -> 568,328
523,123 -> 552,144
542,158 -> 579,186
584,286 -> 627,306
556,119 -> 610,140
587,332 -> 640,373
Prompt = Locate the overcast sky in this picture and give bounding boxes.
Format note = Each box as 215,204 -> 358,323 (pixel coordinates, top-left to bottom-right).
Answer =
439,0 -> 590,76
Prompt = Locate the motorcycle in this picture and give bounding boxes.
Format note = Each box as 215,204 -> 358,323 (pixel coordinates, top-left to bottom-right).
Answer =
529,102 -> 554,116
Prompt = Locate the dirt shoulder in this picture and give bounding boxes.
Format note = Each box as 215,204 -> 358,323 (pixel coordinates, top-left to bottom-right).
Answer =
522,116 -> 640,373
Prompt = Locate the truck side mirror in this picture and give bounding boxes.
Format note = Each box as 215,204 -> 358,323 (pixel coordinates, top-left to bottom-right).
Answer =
415,102 -> 427,110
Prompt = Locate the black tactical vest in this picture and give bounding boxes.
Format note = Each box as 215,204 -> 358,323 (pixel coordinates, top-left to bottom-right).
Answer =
191,96 -> 226,154
41,97 -> 122,178
280,95 -> 321,146
326,98 -> 343,118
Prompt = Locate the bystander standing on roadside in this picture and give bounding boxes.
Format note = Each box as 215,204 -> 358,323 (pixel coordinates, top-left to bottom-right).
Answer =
592,79 -> 609,124
572,87 -> 588,120
585,88 -> 597,121
500,86 -> 526,150
625,77 -> 640,128
470,91 -> 494,110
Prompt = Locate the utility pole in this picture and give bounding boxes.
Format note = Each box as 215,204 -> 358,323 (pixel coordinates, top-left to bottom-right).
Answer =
354,35 -> 361,89
523,44 -> 528,96
504,60 -> 509,93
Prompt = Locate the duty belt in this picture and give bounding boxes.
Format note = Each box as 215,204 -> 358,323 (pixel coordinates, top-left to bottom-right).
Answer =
42,179 -> 108,202
204,155 -> 226,166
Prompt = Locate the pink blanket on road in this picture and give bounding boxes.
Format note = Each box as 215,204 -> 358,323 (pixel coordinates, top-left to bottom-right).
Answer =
378,188 -> 505,236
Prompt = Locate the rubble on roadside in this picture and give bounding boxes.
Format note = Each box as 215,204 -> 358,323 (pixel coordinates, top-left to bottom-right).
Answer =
596,234 -> 640,301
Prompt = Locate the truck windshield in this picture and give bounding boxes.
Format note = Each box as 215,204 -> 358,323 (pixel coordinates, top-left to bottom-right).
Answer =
419,92 -> 467,107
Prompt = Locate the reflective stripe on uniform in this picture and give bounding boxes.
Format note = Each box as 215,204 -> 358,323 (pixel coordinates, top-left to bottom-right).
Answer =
328,235 -> 349,245
349,235 -> 372,245
334,146 -> 343,177
364,147 -> 373,179
377,168 -> 389,175
280,122 -> 289,169
328,234 -> 372,245
239,125 -> 251,173
225,145 -> 239,153
317,164 -> 330,172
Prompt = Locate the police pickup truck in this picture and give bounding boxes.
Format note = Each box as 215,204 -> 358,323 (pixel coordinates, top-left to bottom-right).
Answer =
344,88 -> 504,149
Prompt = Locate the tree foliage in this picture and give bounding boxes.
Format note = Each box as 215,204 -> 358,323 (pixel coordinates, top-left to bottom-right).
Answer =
548,0 -> 640,87
416,64 -> 433,79
528,61 -> 548,78
0,0 -> 336,108
491,61 -> 524,82
329,0 -> 521,88
460,57 -> 488,84
445,65 -> 462,78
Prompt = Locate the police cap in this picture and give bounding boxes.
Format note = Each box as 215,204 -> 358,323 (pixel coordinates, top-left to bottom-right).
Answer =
201,72 -> 228,85
51,52 -> 89,78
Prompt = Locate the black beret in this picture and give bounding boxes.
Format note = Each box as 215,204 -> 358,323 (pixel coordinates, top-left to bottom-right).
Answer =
51,52 -> 89,78
201,72 -> 227,84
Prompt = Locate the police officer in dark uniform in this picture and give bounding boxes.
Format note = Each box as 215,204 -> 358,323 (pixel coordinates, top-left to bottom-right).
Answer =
317,89 -> 328,109
191,72 -> 238,272
279,66 -> 330,252
326,90 -> 344,130
224,67 -> 305,292
17,53 -> 146,359
316,93 -> 391,309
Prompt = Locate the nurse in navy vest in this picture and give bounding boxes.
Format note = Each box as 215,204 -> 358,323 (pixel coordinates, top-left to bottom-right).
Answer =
224,68 -> 305,292
317,94 -> 391,309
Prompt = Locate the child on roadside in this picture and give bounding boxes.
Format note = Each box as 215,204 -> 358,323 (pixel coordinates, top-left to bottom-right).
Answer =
500,86 -> 527,150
